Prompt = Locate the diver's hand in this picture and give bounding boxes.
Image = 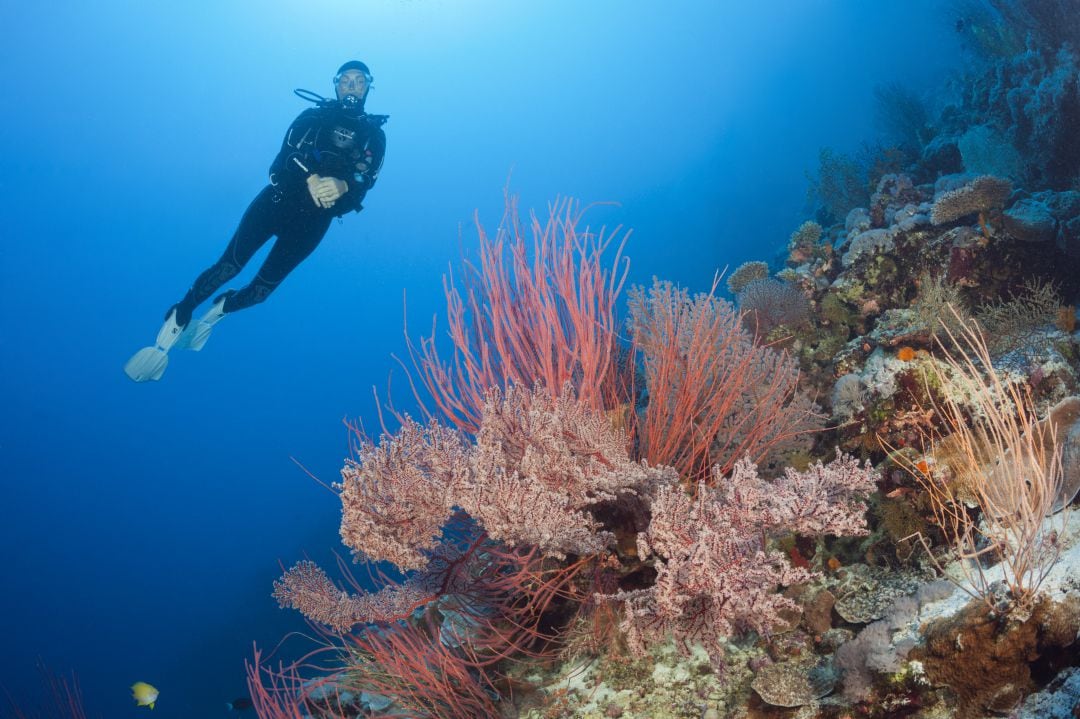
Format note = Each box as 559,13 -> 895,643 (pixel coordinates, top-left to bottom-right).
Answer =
315,175 -> 347,204
306,174 -> 333,208
313,177 -> 348,206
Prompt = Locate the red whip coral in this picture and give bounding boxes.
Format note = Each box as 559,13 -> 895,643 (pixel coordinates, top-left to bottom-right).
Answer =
627,278 -> 821,482
406,194 -> 630,435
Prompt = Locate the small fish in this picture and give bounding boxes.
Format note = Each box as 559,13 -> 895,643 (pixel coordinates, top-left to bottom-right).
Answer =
226,697 -> 254,711
131,681 -> 159,710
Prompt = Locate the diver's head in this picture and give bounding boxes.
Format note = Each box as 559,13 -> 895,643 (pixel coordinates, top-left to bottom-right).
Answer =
334,60 -> 372,109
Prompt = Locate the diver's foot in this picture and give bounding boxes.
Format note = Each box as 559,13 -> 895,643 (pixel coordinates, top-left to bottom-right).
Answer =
154,308 -> 187,353
212,288 -> 237,309
165,301 -> 194,330
174,293 -> 230,352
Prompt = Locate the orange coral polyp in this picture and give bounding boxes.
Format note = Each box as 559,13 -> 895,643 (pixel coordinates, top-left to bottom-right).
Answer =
897,346 -> 916,362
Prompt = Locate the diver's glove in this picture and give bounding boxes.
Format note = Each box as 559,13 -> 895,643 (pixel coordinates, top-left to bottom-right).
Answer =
306,174 -> 348,208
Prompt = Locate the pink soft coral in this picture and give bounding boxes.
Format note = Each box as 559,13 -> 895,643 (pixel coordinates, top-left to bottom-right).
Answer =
606,452 -> 877,668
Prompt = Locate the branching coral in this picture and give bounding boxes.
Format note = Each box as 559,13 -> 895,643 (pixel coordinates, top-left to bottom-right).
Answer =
246,647 -> 317,719
873,81 -> 933,151
338,419 -> 467,571
341,607 -> 505,718
913,272 -> 972,343
272,528 -> 599,718
333,538 -> 595,719
273,561 -> 431,632
269,192 -> 897,716
1,663 -> 92,719
872,80 -> 933,150
810,147 -> 870,223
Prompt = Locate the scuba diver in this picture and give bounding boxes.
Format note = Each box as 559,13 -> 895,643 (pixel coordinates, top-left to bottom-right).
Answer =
125,60 -> 387,382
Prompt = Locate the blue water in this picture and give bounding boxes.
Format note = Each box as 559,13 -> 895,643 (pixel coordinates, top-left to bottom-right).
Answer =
0,2 -> 959,716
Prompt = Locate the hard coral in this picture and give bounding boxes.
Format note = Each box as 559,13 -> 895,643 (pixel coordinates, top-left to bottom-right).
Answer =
869,173 -> 924,228
930,175 -> 1013,226
726,260 -> 770,295
913,597 -> 1080,718
841,227 -> 899,268
787,220 -> 824,266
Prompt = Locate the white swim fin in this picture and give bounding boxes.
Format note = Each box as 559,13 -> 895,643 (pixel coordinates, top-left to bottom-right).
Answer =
123,309 -> 186,382
123,347 -> 169,382
173,295 -> 228,352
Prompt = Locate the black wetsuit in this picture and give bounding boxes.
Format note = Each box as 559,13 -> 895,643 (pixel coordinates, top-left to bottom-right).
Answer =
170,101 -> 387,325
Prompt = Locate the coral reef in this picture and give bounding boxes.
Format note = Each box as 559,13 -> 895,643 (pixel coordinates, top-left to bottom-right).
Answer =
252,8 -> 1080,717
785,221 -> 826,268
957,44 -> 1080,189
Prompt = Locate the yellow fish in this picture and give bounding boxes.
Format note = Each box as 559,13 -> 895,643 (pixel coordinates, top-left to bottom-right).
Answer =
131,681 -> 159,710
